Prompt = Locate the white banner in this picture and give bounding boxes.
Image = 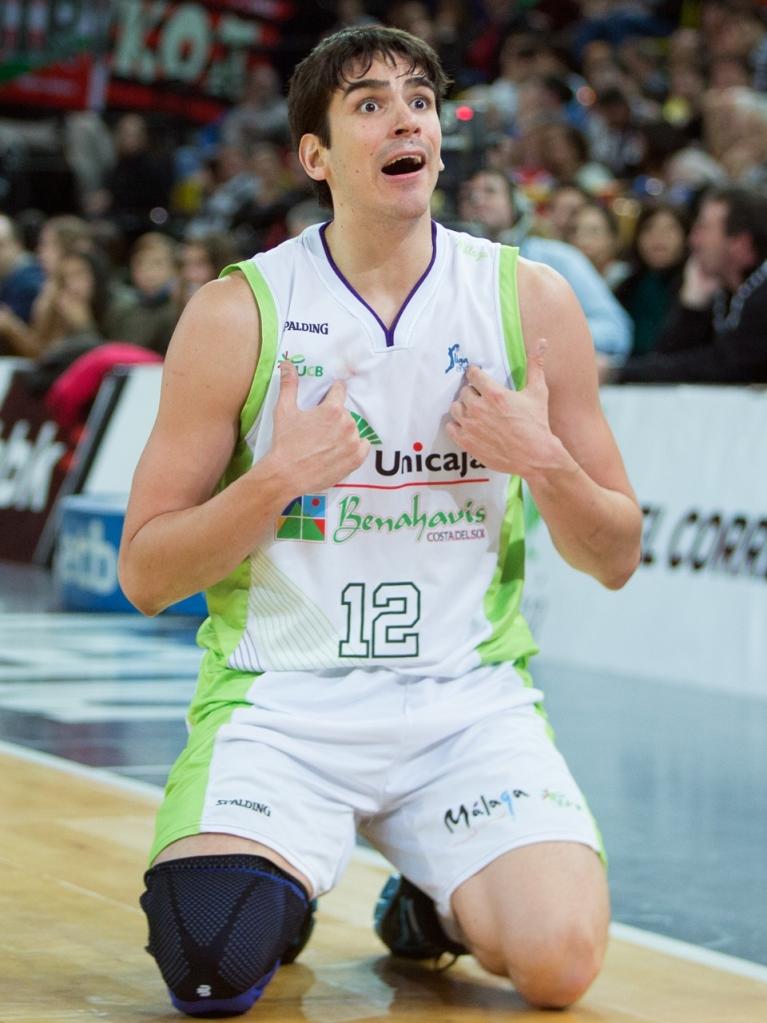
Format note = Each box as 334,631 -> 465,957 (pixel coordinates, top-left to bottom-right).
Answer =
83,364 -> 162,496
524,386 -> 767,697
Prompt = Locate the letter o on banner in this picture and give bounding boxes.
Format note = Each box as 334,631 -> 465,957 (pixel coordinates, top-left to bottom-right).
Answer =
160,4 -> 210,83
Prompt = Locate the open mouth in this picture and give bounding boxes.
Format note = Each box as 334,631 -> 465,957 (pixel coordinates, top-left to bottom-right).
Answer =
381,154 -> 425,176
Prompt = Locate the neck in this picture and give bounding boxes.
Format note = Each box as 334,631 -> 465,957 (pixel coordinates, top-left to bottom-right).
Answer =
323,210 -> 434,293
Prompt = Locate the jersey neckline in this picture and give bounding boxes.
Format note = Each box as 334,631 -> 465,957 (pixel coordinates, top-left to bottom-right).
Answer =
311,220 -> 440,349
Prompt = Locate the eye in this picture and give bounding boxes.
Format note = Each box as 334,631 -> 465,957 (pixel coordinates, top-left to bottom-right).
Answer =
412,95 -> 431,110
359,99 -> 380,113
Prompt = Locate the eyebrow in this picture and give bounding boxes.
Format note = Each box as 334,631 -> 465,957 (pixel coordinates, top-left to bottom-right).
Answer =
341,75 -> 435,98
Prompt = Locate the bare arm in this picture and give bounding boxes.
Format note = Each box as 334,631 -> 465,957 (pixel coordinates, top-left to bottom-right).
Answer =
0,305 -> 37,357
118,273 -> 369,615
446,258 -> 642,590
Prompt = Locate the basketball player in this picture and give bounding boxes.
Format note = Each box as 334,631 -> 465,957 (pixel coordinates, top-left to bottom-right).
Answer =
118,26 -> 642,1018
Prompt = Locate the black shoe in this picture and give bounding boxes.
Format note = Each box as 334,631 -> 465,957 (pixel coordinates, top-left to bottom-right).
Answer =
373,875 -> 467,961
282,898 -> 317,964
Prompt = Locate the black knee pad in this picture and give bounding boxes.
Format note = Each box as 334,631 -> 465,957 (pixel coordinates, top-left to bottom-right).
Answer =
140,854 -> 309,1018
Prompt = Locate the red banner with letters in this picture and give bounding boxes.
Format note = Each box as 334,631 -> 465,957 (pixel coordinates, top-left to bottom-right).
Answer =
0,0 -> 293,118
0,1 -> 111,109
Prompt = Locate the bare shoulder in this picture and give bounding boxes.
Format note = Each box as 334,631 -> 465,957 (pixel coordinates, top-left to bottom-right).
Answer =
162,272 -> 261,411
516,256 -> 587,343
515,254 -> 597,390
122,271 -> 262,535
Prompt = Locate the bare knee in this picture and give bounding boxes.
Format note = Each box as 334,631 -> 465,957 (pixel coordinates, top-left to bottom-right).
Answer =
472,919 -> 605,1009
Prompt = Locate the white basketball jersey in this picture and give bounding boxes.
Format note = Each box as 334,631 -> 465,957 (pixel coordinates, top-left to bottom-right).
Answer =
200,221 -> 537,678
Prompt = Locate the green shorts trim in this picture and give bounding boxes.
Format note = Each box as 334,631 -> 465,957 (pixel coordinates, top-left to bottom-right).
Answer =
149,650 -> 257,864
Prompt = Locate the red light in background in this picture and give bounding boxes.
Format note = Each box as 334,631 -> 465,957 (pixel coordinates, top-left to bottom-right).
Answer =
455,105 -> 474,121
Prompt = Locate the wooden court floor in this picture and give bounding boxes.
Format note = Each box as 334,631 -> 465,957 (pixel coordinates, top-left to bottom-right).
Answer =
3,748 -> 765,1023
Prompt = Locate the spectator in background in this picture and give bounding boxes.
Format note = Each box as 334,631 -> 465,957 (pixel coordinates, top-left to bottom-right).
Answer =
0,213 -> 92,357
177,233 -> 240,310
63,111 -> 115,212
21,247 -> 119,396
537,121 -> 615,194
285,198 -> 328,238
587,86 -> 649,179
232,141 -> 311,252
84,113 -> 174,244
663,60 -> 705,140
568,200 -> 630,290
614,203 -> 688,357
0,213 -> 44,355
330,0 -> 379,31
184,144 -> 258,240
484,33 -> 544,130
109,232 -> 179,355
606,187 -> 767,383
219,62 -> 290,150
458,168 -> 631,361
543,181 -> 590,240
36,214 -> 92,278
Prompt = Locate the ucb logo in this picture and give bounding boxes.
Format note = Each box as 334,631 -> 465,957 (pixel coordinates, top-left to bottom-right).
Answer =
0,418 -> 66,512
281,352 -> 324,377
57,520 -> 117,596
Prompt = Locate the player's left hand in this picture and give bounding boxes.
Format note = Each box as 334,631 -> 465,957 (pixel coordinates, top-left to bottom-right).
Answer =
445,339 -> 563,479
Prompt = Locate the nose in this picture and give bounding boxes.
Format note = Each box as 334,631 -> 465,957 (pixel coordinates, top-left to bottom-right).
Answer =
393,97 -> 421,136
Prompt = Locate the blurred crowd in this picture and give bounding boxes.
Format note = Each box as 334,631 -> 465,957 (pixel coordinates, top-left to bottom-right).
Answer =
2,0 -> 767,435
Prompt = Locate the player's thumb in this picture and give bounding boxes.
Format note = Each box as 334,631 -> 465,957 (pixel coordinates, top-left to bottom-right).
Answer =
276,359 -> 299,413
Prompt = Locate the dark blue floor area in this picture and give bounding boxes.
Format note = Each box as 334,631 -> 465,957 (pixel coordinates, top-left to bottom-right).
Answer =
536,660 -> 767,966
1,560 -> 765,967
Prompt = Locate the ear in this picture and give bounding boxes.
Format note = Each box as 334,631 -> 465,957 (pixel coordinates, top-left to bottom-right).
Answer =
439,158 -> 445,172
298,133 -> 329,183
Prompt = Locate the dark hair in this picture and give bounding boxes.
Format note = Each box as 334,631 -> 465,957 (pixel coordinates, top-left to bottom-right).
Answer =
576,199 -> 621,239
288,26 -> 451,209
629,201 -> 689,269
58,247 -> 114,329
706,186 -> 767,264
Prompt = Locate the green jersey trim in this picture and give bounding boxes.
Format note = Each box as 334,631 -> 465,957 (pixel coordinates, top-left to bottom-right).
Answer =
478,245 -> 539,669
220,260 -> 279,441
200,260 -> 280,661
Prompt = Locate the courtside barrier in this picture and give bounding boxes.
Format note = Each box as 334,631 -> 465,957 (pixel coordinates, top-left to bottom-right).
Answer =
54,492 -> 206,615
524,385 -> 767,696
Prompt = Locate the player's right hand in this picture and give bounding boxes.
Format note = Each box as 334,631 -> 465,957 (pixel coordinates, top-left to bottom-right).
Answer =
268,359 -> 370,494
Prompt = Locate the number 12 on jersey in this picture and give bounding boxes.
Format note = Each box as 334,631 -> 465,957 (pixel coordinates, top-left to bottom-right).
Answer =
339,582 -> 421,658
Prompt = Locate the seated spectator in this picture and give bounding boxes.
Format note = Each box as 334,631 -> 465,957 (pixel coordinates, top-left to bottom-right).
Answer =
286,199 -> 328,238
0,213 -> 44,355
605,187 -> 767,383
587,86 -> 649,178
537,121 -> 615,194
568,199 -> 630,290
542,182 -> 590,241
36,214 -> 92,278
457,169 -> 631,360
109,233 -> 179,354
615,203 -> 688,356
83,113 -> 174,244
177,233 -> 240,309
184,144 -> 258,240
219,62 -> 290,150
21,247 -> 118,395
232,142 -> 311,252
0,214 -> 95,357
